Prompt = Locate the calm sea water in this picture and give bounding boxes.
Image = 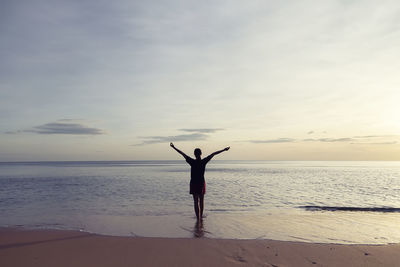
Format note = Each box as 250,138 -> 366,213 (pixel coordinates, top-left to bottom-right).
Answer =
1,160 -> 400,244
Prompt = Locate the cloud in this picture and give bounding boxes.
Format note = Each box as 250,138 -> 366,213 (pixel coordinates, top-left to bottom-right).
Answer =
303,138 -> 354,142
29,122 -> 103,135
245,135 -> 399,145
248,137 -> 357,144
58,118 -> 83,122
353,135 -> 396,139
353,135 -> 381,138
134,128 -> 223,145
135,133 -> 208,146
4,130 -> 22,134
303,135 -> 400,144
179,128 -> 224,133
6,121 -> 103,135
349,135 -> 399,145
249,138 -> 296,144
351,141 -> 397,145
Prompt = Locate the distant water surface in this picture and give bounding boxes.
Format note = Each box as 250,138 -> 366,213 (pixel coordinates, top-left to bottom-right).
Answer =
1,160 -> 400,244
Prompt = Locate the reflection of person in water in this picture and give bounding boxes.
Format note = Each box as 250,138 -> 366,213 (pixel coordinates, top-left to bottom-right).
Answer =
194,220 -> 204,238
170,142 -> 230,221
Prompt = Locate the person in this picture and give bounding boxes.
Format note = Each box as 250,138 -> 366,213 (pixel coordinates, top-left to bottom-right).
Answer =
170,142 -> 230,221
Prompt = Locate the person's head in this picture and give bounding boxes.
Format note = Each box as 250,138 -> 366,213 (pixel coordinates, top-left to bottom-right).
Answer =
194,148 -> 202,159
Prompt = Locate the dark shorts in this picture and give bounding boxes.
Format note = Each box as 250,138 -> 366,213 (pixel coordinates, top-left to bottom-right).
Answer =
190,181 -> 206,195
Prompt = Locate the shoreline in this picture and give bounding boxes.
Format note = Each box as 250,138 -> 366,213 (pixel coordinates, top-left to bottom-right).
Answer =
1,228 -> 400,266
4,209 -> 400,245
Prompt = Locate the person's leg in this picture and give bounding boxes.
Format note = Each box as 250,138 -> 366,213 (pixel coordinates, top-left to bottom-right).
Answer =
193,194 -> 200,220
199,194 -> 204,219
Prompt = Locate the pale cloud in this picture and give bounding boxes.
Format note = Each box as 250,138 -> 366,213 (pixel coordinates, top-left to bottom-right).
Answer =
4,130 -> 22,134
304,138 -> 354,142
303,135 -> 400,145
248,135 -> 399,145
351,141 -> 397,145
135,133 -> 208,146
353,135 -> 394,139
179,128 -> 224,133
249,138 -> 296,144
58,118 -> 84,122
349,135 -> 399,145
134,128 -> 224,145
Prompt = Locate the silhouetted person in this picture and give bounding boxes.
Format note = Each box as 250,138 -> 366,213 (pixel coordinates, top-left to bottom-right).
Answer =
170,142 -> 230,221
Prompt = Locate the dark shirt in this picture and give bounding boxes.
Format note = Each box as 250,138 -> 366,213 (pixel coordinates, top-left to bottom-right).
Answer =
186,156 -> 212,185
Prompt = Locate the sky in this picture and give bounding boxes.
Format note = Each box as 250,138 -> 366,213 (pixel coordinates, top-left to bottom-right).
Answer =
1,0 -> 400,161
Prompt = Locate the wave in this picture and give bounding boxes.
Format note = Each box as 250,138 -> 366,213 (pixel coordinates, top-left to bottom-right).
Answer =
299,205 -> 400,213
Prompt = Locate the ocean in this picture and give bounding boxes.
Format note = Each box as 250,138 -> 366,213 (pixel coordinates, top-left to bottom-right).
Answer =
1,160 -> 400,244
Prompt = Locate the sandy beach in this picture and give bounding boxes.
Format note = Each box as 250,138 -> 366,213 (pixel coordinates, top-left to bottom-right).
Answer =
1,228 -> 400,267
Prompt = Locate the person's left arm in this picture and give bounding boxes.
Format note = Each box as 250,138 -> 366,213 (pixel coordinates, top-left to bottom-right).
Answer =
206,146 -> 230,161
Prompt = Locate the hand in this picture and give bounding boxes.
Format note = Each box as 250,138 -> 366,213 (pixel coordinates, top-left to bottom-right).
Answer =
170,142 -> 174,148
224,146 -> 230,151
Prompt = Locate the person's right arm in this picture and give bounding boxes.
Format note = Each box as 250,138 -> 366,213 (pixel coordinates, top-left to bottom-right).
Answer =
170,143 -> 189,160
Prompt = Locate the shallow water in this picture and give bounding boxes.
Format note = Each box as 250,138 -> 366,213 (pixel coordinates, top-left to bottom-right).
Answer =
1,160 -> 400,244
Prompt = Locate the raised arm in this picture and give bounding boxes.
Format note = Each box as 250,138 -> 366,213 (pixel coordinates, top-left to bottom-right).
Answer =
170,142 -> 189,159
207,146 -> 230,160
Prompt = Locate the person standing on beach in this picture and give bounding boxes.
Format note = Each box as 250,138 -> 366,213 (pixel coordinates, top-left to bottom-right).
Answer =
170,143 -> 230,221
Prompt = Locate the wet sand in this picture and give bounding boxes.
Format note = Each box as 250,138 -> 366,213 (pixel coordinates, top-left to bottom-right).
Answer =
1,228 -> 400,267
